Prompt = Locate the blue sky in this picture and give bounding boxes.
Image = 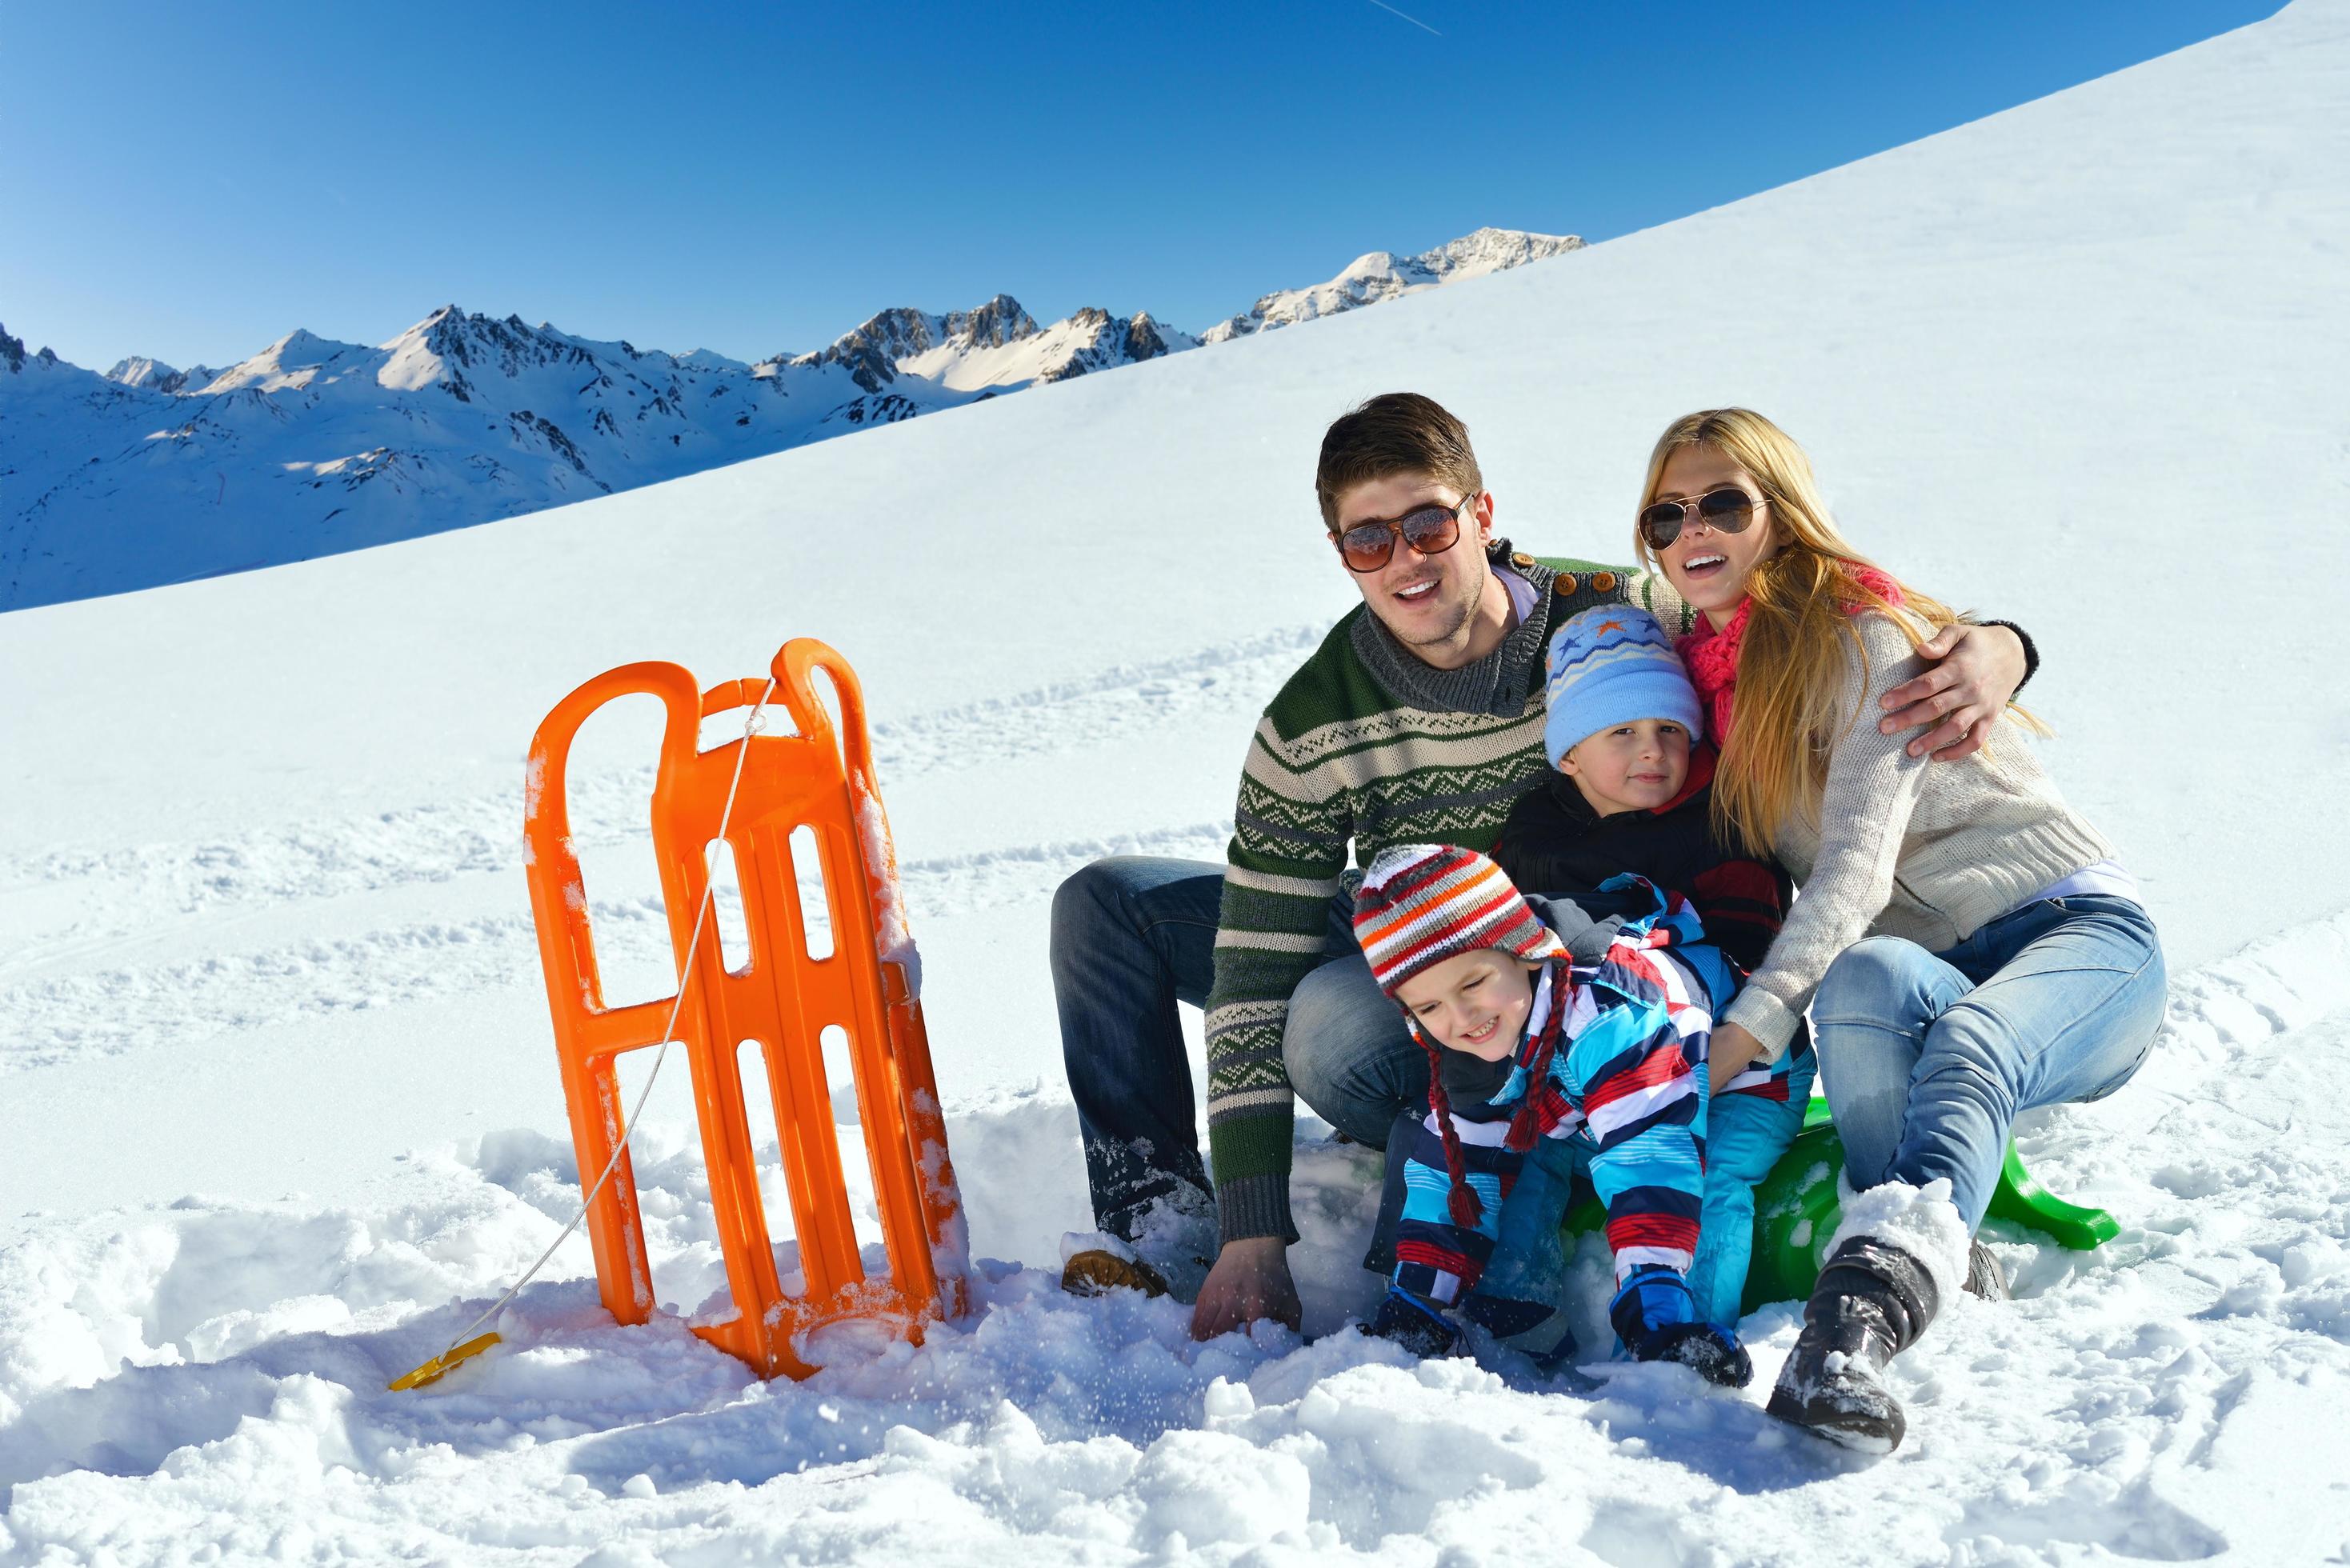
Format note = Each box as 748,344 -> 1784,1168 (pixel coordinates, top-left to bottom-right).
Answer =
2,0 -> 2278,371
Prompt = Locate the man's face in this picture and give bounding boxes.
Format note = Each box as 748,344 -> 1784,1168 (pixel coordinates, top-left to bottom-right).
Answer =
1329,471 -> 1497,654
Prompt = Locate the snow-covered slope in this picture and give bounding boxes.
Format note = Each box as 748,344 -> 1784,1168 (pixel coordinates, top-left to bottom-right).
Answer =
0,228 -> 1565,613
2,2 -> 2348,1561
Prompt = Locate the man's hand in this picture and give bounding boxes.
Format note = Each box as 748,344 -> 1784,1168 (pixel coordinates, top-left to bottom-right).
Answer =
1190,1235 -> 1302,1341
1708,1022 -> 1765,1095
1878,623 -> 2027,762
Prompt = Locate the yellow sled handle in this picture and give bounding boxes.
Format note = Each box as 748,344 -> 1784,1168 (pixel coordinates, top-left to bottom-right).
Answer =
387,1332 -> 502,1391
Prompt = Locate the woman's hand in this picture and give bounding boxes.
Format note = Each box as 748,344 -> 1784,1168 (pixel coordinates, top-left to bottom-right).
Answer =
1708,1022 -> 1766,1094
1878,623 -> 2028,762
1190,1235 -> 1302,1341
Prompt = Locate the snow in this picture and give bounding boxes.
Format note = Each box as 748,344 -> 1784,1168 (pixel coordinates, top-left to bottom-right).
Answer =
5,932 -> 2349,1561
3,0 -> 2350,1560
200,330 -> 373,395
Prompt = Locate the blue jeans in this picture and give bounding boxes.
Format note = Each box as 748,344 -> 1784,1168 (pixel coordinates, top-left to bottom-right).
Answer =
1051,857 -> 1423,1241
1811,894 -> 2165,1231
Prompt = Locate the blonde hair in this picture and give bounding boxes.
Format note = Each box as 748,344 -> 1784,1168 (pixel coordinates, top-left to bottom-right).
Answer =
1633,409 -> 2007,854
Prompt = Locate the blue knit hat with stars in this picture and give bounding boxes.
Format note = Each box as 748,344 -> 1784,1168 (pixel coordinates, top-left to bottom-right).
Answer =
1542,606 -> 1704,766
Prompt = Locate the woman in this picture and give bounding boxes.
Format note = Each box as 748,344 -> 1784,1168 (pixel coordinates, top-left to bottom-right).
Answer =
1635,409 -> 2164,1453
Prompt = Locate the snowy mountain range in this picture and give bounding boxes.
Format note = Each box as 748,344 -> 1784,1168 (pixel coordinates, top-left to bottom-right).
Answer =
1199,228 -> 1583,342
0,226 -> 1577,611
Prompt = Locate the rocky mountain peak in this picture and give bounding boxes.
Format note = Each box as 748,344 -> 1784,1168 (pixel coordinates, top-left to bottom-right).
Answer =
105,355 -> 225,394
847,307 -> 946,362
947,294 -> 1038,350
272,326 -> 361,360
796,324 -> 902,394
1122,311 -> 1190,362
1419,226 -> 1585,278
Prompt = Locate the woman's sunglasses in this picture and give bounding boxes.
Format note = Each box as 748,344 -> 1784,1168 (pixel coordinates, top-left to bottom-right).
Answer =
1638,486 -> 1761,550
1331,496 -> 1471,573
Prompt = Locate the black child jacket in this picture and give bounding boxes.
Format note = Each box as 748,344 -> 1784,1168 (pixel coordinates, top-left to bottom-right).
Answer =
1490,747 -> 1789,976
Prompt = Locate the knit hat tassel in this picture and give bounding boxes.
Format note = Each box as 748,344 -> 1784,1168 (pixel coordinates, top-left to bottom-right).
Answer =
1412,1019 -> 1486,1230
1503,962 -> 1567,1152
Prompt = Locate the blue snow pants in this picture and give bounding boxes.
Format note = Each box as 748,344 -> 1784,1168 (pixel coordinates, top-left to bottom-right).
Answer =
1684,1049 -> 1817,1330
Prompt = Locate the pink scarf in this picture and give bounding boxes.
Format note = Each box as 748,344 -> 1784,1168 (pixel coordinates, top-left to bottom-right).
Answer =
1677,564 -> 1904,742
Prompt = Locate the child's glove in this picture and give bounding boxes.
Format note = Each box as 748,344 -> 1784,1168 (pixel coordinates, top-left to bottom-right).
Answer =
1608,1265 -> 1753,1388
1363,1286 -> 1463,1359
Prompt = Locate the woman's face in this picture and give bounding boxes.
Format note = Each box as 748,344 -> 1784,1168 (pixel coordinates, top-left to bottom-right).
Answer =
1651,443 -> 1776,631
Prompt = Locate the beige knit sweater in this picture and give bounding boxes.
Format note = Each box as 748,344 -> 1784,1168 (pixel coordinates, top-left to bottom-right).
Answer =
1723,612 -> 2114,1060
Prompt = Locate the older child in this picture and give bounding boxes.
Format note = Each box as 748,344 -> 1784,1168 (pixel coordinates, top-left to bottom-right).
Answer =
1355,842 -> 1750,1386
1492,606 -> 1816,1330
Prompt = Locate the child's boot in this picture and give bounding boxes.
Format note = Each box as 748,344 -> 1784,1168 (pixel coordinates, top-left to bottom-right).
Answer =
1061,1250 -> 1170,1298
1364,1286 -> 1462,1358
1608,1266 -> 1752,1387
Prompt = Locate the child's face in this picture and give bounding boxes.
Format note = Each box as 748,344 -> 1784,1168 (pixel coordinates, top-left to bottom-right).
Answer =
1394,949 -> 1538,1062
1559,718 -> 1691,817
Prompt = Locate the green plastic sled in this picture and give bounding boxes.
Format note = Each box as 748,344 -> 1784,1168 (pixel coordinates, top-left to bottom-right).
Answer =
1563,1098 -> 2120,1314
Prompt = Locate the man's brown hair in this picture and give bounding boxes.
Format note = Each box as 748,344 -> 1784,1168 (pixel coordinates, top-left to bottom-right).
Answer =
1314,392 -> 1484,529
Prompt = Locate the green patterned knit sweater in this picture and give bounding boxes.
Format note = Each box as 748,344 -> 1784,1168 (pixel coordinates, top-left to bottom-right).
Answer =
1205,548 -> 1691,1243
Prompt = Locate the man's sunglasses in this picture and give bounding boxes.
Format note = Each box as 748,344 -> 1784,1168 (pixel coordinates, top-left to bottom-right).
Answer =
1331,495 -> 1471,573
1638,486 -> 1762,550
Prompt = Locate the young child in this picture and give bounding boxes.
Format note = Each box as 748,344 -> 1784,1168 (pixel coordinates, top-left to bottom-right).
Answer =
1354,842 -> 1751,1386
1492,606 -> 1816,1330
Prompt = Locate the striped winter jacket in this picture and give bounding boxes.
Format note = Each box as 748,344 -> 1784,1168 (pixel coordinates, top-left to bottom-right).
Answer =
1392,881 -> 1716,1308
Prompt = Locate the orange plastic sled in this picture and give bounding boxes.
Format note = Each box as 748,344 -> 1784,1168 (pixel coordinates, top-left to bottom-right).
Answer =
522,638 -> 967,1379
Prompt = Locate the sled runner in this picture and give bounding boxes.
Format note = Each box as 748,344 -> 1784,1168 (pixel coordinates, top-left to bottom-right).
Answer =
1566,1098 -> 2118,1314
522,638 -> 967,1379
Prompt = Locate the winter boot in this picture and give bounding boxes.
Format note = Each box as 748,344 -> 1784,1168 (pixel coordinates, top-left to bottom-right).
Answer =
1765,1234 -> 1943,1453
1061,1250 -> 1171,1299
1963,1238 -> 2009,1302
1362,1286 -> 1463,1358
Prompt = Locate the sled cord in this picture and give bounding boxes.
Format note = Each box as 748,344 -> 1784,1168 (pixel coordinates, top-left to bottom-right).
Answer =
391,677 -> 779,1391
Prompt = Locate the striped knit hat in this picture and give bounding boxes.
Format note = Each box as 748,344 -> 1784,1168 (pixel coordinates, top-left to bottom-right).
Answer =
1352,844 -> 1565,1000
1543,606 -> 1704,767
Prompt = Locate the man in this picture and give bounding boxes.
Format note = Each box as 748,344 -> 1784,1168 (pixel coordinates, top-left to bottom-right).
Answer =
1051,394 -> 2032,1338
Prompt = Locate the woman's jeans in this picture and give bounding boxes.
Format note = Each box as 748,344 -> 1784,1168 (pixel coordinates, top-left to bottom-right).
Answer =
1811,894 -> 2166,1232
